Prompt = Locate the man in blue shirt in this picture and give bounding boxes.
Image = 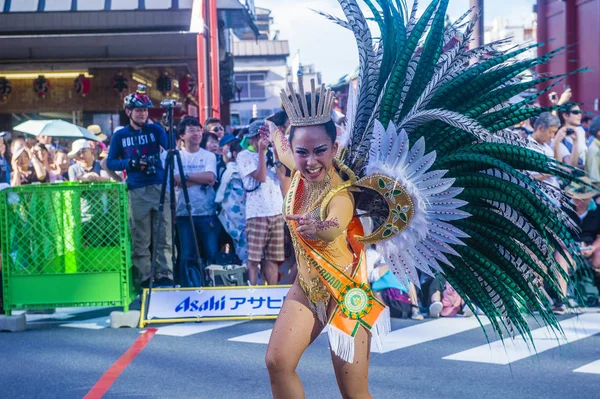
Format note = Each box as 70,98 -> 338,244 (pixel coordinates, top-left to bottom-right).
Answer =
106,85 -> 173,288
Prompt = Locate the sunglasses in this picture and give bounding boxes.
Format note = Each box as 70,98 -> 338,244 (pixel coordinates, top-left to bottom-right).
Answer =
211,126 -> 224,133
568,110 -> 582,115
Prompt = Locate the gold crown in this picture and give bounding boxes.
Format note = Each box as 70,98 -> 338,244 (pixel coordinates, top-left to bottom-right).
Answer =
280,76 -> 335,127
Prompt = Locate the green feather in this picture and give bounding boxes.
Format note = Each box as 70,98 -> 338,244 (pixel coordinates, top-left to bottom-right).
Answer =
396,0 -> 449,121
379,0 -> 441,126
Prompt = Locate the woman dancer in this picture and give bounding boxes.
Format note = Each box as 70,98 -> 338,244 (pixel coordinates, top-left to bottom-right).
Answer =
266,83 -> 387,398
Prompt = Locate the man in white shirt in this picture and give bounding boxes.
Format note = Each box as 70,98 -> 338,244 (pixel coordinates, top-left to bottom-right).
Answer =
174,117 -> 219,286
558,104 -> 586,167
527,112 -> 563,189
585,117 -> 600,182
238,120 -> 285,285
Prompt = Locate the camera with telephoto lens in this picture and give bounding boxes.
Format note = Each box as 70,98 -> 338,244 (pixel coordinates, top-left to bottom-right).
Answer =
160,99 -> 178,108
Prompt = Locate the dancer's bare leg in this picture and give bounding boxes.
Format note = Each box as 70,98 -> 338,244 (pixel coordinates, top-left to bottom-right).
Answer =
266,282 -> 323,399
330,324 -> 373,399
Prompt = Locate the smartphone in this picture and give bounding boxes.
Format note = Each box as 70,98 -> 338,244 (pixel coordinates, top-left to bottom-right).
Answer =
580,246 -> 594,252
566,128 -> 575,136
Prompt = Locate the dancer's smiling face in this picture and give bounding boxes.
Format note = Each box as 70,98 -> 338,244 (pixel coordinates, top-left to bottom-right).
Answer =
290,124 -> 338,183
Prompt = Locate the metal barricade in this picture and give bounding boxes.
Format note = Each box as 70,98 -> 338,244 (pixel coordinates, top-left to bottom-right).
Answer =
0,182 -> 135,315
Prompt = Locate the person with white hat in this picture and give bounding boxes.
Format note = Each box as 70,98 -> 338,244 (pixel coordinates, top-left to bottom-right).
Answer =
67,139 -> 109,182
10,145 -> 47,186
551,178 -> 600,314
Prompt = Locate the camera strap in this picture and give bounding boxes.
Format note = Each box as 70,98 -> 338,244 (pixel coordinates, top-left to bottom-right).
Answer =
244,149 -> 275,193
245,181 -> 261,193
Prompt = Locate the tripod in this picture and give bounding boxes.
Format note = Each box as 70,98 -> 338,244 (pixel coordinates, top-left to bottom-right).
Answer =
144,101 -> 203,320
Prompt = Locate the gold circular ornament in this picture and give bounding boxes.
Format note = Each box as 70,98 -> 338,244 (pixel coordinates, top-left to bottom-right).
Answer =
318,172 -> 414,245
339,282 -> 374,319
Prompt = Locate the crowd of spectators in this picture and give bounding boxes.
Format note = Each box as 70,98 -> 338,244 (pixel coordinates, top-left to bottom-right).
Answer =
1,85 -> 599,320
0,124 -> 115,188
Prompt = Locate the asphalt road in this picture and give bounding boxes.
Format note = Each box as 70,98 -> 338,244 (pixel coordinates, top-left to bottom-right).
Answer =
1,308 -> 599,399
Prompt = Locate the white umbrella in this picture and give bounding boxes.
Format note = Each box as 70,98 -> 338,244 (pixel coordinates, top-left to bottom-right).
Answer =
13,120 -> 100,142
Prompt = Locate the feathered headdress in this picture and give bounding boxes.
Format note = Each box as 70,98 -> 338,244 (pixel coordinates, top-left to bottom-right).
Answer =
318,0 -> 589,343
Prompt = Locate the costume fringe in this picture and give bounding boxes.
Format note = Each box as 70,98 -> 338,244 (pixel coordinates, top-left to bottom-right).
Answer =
371,306 -> 391,352
328,324 -> 355,363
316,301 -> 328,326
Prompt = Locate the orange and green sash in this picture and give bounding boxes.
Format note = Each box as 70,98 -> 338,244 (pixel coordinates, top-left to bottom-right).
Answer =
286,172 -> 390,362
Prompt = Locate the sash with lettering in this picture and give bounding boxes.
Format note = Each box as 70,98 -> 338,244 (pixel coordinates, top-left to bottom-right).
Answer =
286,172 -> 390,362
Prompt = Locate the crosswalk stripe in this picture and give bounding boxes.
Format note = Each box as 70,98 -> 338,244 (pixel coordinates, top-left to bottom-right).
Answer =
371,316 -> 491,354
229,328 -> 273,344
228,325 -> 329,344
154,321 -> 246,337
573,360 -> 600,375
229,317 -> 492,349
60,317 -> 111,330
17,307 -> 99,323
443,313 -> 600,365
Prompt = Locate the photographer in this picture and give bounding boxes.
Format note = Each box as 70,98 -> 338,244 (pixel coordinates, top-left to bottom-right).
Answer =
106,85 -> 173,289
174,117 -> 220,286
557,104 -> 586,168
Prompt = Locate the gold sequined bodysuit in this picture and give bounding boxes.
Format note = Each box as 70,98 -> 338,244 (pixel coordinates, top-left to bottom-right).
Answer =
284,169 -> 356,325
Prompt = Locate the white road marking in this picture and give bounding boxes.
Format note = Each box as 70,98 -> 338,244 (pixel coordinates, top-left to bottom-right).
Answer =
153,321 -> 247,337
60,317 -> 111,330
229,329 -> 273,344
574,360 -> 600,375
443,313 -> 600,365
371,316 -> 491,353
229,325 -> 329,344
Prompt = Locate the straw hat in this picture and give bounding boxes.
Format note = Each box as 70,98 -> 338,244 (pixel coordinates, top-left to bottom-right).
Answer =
87,125 -> 107,142
566,177 -> 598,200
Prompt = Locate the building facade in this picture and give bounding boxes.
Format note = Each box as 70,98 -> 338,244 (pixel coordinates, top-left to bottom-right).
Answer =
229,40 -> 289,126
536,0 -> 600,113
0,0 -> 257,134
229,7 -> 289,126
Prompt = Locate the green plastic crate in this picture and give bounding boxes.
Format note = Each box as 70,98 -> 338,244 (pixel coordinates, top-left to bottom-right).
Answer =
0,182 -> 135,315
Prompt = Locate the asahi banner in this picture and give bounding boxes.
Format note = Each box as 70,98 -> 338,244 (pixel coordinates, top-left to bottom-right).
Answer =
146,286 -> 290,320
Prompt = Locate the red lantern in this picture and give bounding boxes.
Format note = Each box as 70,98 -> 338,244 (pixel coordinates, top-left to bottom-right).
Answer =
74,74 -> 91,97
179,73 -> 197,98
0,77 -> 12,102
33,75 -> 50,98
157,72 -> 173,96
111,72 -> 129,95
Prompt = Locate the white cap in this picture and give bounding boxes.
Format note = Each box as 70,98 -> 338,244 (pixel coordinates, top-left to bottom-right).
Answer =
68,139 -> 92,158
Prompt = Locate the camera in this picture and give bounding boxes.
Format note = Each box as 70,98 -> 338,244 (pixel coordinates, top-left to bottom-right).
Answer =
566,128 -> 575,136
160,99 -> 178,108
130,154 -> 159,176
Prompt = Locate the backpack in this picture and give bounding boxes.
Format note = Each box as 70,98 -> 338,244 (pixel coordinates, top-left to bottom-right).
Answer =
382,288 -> 412,319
